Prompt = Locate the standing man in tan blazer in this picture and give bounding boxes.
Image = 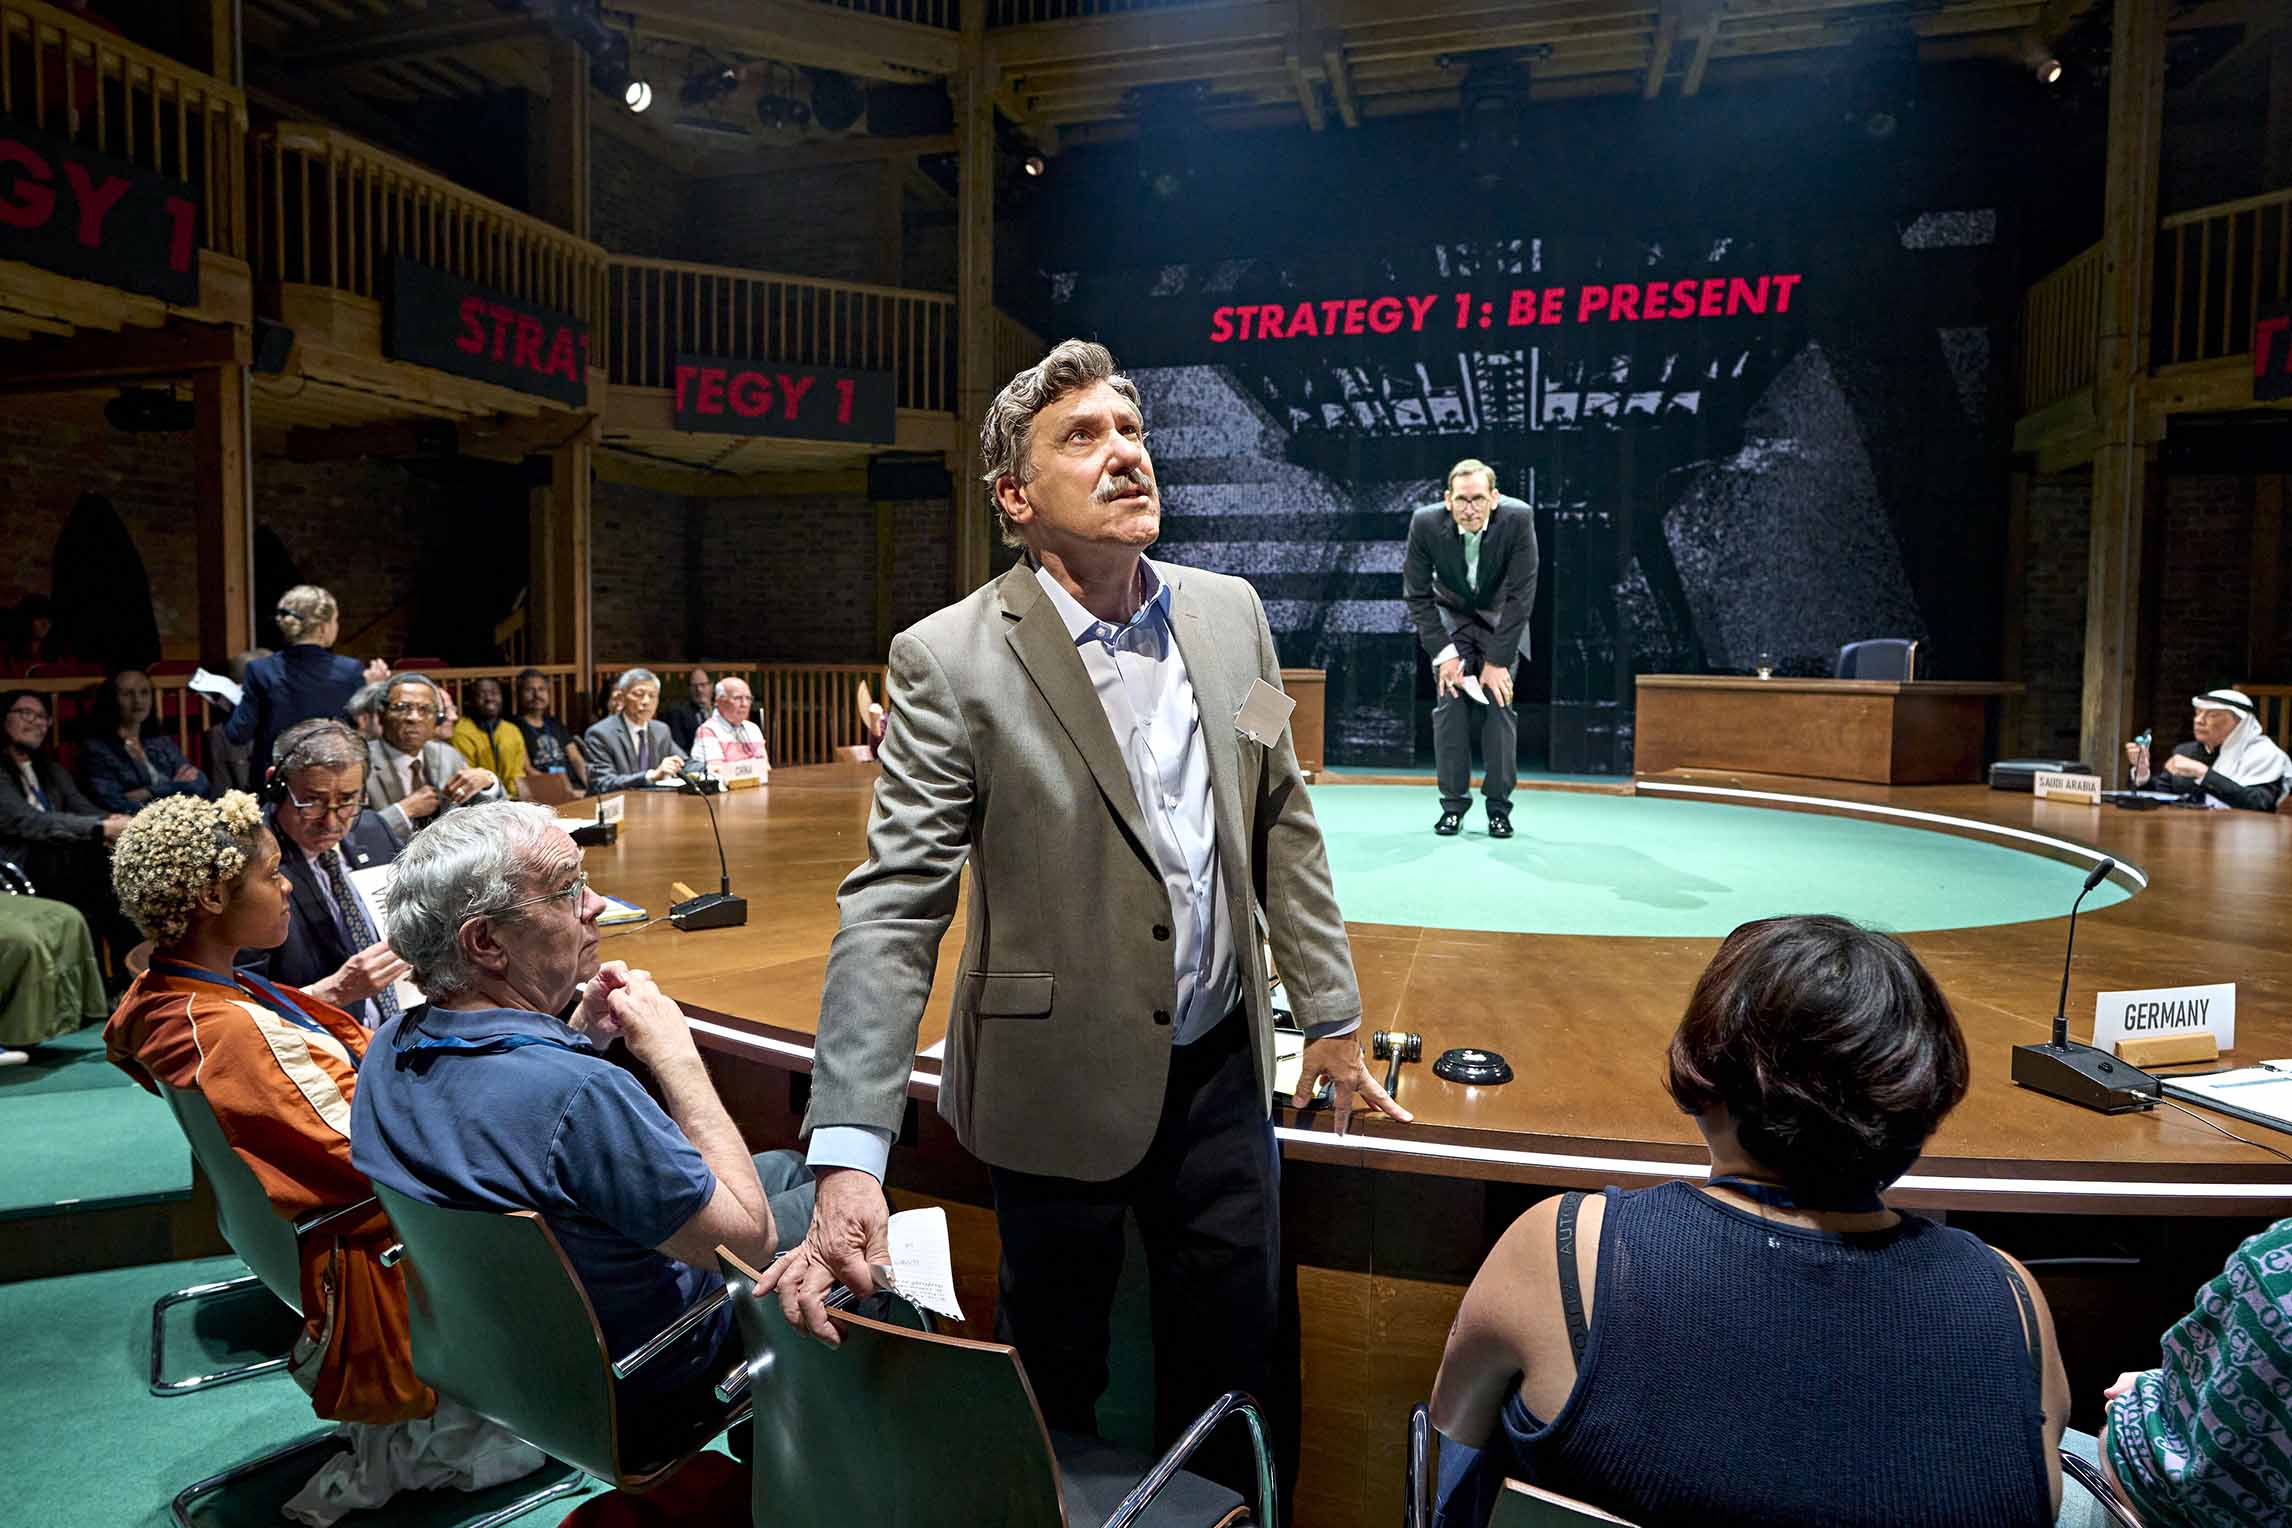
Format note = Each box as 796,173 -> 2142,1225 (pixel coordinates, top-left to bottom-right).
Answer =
762,340 -> 1407,1507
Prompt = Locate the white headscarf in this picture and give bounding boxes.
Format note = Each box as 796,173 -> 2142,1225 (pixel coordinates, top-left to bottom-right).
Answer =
2192,690 -> 2292,788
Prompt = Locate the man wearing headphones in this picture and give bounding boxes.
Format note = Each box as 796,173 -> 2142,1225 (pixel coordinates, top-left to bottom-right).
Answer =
237,718 -> 412,1029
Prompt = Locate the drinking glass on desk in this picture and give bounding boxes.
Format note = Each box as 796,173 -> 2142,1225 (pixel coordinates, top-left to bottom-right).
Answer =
1754,652 -> 1774,681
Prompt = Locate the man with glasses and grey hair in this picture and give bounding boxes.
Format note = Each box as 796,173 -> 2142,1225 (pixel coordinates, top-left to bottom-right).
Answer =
237,718 -> 411,1027
761,337 -> 1405,1511
581,668 -> 686,794
363,673 -> 501,841
352,801 -> 813,1464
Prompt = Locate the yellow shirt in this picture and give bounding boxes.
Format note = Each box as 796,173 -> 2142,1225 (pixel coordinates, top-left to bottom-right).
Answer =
452,716 -> 530,797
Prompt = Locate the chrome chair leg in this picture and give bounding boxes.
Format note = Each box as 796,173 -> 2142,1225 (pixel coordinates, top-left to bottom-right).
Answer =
451,1462 -> 590,1528
149,1273 -> 292,1397
168,1427 -> 338,1527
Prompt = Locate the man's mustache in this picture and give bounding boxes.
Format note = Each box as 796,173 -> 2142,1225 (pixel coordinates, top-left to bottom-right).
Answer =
1095,471 -> 1154,503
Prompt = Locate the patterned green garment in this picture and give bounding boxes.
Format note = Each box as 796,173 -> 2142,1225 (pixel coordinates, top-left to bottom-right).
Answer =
0,893 -> 108,1046
2104,1218 -> 2292,1526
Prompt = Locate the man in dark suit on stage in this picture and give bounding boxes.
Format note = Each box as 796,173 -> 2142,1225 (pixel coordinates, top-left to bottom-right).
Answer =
238,718 -> 411,1028
1403,460 -> 1538,838
758,339 -> 1407,1515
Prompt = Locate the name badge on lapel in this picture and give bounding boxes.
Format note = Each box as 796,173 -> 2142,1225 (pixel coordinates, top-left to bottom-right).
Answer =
1234,679 -> 1296,746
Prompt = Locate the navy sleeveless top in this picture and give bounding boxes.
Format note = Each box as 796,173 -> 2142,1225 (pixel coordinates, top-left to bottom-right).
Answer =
1499,1181 -> 2050,1527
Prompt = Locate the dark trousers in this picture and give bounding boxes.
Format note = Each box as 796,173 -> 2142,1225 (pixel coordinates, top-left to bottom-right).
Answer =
1433,678 -> 1517,815
989,1012 -> 1295,1514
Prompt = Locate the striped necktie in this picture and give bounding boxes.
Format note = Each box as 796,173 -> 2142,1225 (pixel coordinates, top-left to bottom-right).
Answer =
321,848 -> 400,1031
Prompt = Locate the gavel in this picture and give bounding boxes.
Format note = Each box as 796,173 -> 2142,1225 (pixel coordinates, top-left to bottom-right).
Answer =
1371,1029 -> 1422,1101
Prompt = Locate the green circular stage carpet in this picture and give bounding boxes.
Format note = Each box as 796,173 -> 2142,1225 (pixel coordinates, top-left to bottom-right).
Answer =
1313,787 -> 2130,937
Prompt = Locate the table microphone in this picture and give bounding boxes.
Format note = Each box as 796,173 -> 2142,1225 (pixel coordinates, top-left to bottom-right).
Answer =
669,767 -> 747,931
2009,856 -> 2159,1113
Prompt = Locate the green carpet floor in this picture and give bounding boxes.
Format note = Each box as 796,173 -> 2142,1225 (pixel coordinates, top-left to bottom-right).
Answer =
1313,786 -> 2130,936
0,1024 -> 191,1217
0,1255 -> 615,1527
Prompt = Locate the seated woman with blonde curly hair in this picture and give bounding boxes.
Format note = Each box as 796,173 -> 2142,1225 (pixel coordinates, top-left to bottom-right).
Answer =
104,792 -> 541,1522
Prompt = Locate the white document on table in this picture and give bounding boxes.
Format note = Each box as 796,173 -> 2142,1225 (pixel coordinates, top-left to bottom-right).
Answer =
886,1207 -> 965,1322
346,863 -> 427,1014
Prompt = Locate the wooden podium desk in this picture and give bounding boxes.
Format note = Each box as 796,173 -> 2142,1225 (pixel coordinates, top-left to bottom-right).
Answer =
1634,675 -> 2022,785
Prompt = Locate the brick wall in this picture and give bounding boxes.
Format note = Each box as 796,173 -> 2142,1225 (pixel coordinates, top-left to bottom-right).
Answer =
2010,468 -> 2090,758
889,501 -> 954,633
592,481 -> 693,658
255,457 -> 429,661
682,167 -> 899,285
591,130 -> 683,260
696,494 -> 875,659
2149,473 -> 2262,743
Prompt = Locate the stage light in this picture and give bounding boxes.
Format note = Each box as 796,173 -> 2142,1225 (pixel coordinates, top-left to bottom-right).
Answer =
754,63 -> 812,138
680,61 -> 740,109
2037,56 -> 2064,85
1023,153 -> 1047,177
1447,50 -> 1540,190
625,79 -> 653,112
807,69 -> 865,134
1125,83 -> 1209,200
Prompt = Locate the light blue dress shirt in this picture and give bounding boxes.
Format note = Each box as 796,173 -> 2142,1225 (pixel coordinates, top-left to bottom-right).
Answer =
807,558 -> 1247,1183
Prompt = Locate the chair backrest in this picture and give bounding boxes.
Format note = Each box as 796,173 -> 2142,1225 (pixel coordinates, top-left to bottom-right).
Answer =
722,1252 -> 1068,1528
1835,638 -> 1918,681
157,1083 -> 305,1313
2236,684 -> 2292,752
519,771 -> 580,806
1489,1480 -> 1639,1527
373,1183 -> 624,1480
831,745 -> 874,764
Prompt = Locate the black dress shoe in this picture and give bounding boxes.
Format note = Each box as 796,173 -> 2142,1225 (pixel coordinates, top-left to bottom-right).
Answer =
1488,811 -> 1514,839
1434,811 -> 1463,836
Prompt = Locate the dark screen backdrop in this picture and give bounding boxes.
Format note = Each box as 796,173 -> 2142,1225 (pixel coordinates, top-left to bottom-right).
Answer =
1022,67 -> 2080,770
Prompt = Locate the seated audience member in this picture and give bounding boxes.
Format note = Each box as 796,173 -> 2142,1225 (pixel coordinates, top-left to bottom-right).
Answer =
238,719 -> 410,1030
450,679 -> 530,798
1,689 -> 130,942
1429,914 -> 2067,1528
510,668 -> 587,792
665,668 -> 711,755
4,593 -> 57,671
433,690 -> 460,746
227,586 -> 383,776
80,667 -> 210,813
0,892 -> 107,1065
2096,1217 -> 2292,1527
690,677 -> 770,778
2125,689 -> 2290,812
200,649 -> 270,795
580,668 -> 684,794
342,680 -> 388,742
104,792 -> 541,1515
364,675 -> 501,843
353,802 -> 814,1463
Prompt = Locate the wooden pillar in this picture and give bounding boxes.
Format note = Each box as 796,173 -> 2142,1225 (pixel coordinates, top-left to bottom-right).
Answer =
530,441 -> 593,717
2253,475 -> 2286,681
2079,0 -> 2165,781
2268,34 -> 2292,192
205,0 -> 236,84
193,366 -> 252,661
951,4 -> 997,599
544,39 -> 591,237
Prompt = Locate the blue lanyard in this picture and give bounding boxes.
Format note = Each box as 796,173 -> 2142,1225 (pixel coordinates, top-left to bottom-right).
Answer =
388,1010 -> 588,1067
149,957 -> 331,1036
1707,1173 -> 1886,1215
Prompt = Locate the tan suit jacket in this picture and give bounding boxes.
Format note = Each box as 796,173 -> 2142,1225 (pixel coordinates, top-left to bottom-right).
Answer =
804,560 -> 1360,1182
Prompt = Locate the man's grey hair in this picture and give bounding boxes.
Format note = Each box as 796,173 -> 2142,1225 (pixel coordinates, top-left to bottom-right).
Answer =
613,667 -> 659,698
978,338 -> 1143,550
384,672 -> 442,708
713,676 -> 750,702
384,801 -> 569,1000
271,717 -> 366,777
342,681 -> 389,722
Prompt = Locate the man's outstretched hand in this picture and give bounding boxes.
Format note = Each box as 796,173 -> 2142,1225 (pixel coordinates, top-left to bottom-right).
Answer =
754,1166 -> 890,1347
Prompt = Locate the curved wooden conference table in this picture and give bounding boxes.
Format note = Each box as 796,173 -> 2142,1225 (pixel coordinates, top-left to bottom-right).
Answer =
577,764 -> 2292,1218
571,764 -> 2292,1528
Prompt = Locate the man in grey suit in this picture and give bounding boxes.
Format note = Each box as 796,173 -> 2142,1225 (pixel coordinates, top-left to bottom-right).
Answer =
580,668 -> 687,795
363,673 -> 502,843
760,340 -> 1407,1507
1402,460 -> 1539,838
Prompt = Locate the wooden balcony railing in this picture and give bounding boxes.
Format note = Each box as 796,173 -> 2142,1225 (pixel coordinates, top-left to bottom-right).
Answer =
988,0 -> 1202,22
2157,188 -> 2292,371
253,121 -> 606,323
595,660 -> 889,767
814,0 -> 958,25
2018,242 -> 2101,413
0,0 -> 247,262
993,308 -> 1047,387
604,254 -> 955,413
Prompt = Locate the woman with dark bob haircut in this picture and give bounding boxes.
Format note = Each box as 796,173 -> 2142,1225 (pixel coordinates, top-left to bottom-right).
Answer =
1429,915 -> 2072,1527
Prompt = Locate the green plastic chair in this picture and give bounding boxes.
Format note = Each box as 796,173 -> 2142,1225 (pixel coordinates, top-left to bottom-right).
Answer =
157,1084 -> 581,1528
1403,1402 -> 2139,1527
720,1250 -> 1267,1528
374,1182 -> 749,1489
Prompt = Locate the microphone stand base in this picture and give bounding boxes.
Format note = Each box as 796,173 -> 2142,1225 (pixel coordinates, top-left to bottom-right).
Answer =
2010,1039 -> 2161,1114
670,891 -> 748,931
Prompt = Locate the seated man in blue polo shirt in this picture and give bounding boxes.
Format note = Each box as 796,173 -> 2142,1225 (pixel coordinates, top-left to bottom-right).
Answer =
350,801 -> 814,1464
